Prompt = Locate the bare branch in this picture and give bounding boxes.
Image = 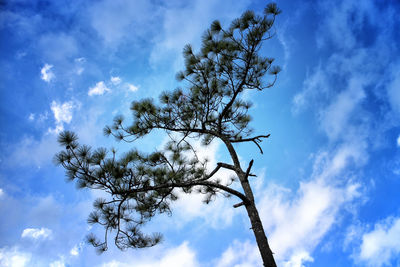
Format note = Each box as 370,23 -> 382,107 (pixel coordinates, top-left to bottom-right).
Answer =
230,134 -> 270,154
233,202 -> 245,208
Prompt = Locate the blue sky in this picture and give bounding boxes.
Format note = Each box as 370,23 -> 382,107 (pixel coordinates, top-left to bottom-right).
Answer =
1,0 -> 400,266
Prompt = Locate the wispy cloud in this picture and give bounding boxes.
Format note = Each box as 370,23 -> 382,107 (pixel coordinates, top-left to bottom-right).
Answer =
110,76 -> 121,85
319,77 -> 366,141
386,61 -> 400,114
288,0 -> 400,265
39,33 -> 78,62
28,113 -> 35,121
74,57 -> 86,75
149,0 -> 249,69
88,81 -> 110,96
110,77 -> 139,92
292,64 -> 327,114
21,227 -> 52,240
40,64 -> 55,82
88,0 -> 159,46
126,83 -> 139,92
6,135 -> 58,168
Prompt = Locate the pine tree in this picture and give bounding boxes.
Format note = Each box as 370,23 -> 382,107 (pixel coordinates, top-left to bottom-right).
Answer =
55,3 -> 281,266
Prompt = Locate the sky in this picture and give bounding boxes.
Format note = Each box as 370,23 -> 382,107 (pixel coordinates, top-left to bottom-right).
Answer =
0,0 -> 400,266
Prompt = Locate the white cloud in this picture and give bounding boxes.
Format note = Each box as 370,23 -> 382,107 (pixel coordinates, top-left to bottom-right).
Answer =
0,247 -> 31,267
111,76 -> 121,85
357,216 -> 400,266
258,178 -> 360,265
172,189 -> 237,229
49,259 -> 66,267
0,188 -> 3,197
69,247 -> 79,256
142,242 -> 198,267
283,251 -> 314,267
88,81 -> 110,96
51,101 -> 74,124
397,135 -> 400,147
100,242 -> 199,267
216,240 -> 261,267
28,113 -> 35,121
253,140 -> 364,265
215,241 -> 314,267
215,140 -> 365,266
70,242 -> 84,256
49,100 -> 77,133
40,63 -> 55,82
127,83 -> 139,92
21,227 -> 52,240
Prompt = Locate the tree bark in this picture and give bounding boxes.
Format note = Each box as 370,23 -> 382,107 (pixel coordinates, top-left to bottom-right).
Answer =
244,197 -> 277,267
223,139 -> 277,267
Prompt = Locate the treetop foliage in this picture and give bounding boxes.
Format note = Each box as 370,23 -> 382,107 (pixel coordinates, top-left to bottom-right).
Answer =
104,3 -> 281,145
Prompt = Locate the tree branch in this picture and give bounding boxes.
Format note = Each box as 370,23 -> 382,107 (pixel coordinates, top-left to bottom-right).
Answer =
120,180 -> 251,205
230,134 -> 270,154
244,159 -> 254,182
217,162 -> 238,172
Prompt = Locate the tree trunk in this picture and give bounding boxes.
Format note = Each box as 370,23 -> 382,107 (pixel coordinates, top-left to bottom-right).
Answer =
239,171 -> 277,267
245,200 -> 277,267
223,140 -> 277,267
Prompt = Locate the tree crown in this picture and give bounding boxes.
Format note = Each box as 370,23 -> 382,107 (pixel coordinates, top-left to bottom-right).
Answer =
55,3 -> 281,253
